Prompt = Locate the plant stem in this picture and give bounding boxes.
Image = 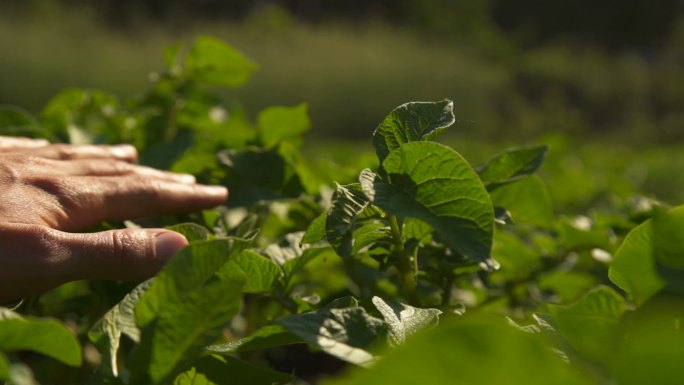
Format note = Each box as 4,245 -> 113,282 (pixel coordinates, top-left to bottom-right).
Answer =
389,216 -> 420,306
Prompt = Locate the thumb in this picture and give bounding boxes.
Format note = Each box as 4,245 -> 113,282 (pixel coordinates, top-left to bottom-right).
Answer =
0,225 -> 188,301
62,228 -> 188,281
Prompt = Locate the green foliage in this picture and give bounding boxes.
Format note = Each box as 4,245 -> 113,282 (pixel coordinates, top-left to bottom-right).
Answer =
2,35 -> 684,385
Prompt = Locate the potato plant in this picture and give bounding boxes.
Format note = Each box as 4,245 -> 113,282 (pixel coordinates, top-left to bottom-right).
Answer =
0,36 -> 683,385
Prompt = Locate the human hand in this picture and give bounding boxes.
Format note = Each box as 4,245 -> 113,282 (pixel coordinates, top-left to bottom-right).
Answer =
0,136 -> 228,301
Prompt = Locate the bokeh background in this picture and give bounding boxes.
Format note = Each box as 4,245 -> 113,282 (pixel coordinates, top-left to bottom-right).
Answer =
2,0 -> 684,207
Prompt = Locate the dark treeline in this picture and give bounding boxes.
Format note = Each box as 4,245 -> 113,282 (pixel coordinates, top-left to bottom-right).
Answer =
6,0 -> 684,49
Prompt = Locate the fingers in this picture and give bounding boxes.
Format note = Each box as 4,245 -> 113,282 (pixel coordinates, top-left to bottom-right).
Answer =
56,158 -> 196,184
61,228 -> 188,280
16,143 -> 138,162
46,176 -> 228,230
0,224 -> 187,301
0,136 -> 138,161
0,136 -> 50,149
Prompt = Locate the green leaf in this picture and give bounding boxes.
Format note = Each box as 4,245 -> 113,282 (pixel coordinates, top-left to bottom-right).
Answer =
360,141 -> 495,268
652,206 -> 684,295
0,352 -> 8,380
166,223 -> 212,242
173,355 -> 292,385
0,309 -> 82,366
281,247 -> 332,283
371,296 -> 442,346
257,104 -> 310,148
490,230 -> 542,282
351,222 -> 392,255
549,286 -> 626,361
538,271 -> 599,303
0,106 -> 41,136
136,238 -> 251,328
218,147 -> 304,206
41,88 -> 119,143
609,220 -> 664,306
207,324 -> 300,354
277,297 -> 386,367
301,213 -> 327,244
185,36 -> 257,88
130,276 -> 245,385
329,314 -> 588,385
476,145 -> 548,191
130,238 -> 250,384
372,100 -> 455,163
611,296 -> 684,385
89,280 -> 153,378
490,175 -> 554,227
326,184 -> 382,258
217,250 -> 282,293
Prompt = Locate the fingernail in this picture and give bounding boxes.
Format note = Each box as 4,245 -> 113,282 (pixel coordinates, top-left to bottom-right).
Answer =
200,185 -> 229,198
111,144 -> 137,159
175,173 -> 196,184
154,231 -> 188,261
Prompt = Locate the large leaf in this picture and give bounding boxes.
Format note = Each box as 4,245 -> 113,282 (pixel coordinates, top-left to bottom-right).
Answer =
372,100 -> 455,163
277,297 -> 386,367
185,36 -> 257,87
89,280 -> 153,377
207,324 -> 300,354
131,278 -> 244,385
609,221 -> 663,306
174,355 -> 292,385
217,250 -> 282,293
329,314 -> 588,385
652,206 -> 684,295
0,309 -> 81,367
476,145 -> 548,191
360,141 -> 495,268
136,238 -> 250,327
549,286 -> 626,361
371,297 -> 442,346
326,184 -> 382,257
257,104 -> 310,148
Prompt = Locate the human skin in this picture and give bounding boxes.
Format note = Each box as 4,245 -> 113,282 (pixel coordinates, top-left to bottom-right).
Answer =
0,136 -> 228,301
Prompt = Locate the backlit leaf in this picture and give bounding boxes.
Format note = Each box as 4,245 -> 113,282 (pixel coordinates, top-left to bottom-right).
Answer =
476,145 -> 548,191
186,36 -> 257,87
372,100 -> 454,163
371,296 -> 442,345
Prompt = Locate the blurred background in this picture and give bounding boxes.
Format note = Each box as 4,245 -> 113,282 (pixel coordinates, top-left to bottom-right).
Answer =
2,0 -> 684,207
2,0 -> 684,141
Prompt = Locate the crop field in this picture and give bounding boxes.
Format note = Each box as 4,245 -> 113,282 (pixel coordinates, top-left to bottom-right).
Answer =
1,35 -> 684,385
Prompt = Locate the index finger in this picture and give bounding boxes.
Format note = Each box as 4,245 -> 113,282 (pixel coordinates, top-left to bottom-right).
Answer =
0,136 -> 50,150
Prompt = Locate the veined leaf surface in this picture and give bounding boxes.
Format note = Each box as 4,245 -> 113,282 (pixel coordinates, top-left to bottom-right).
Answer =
372,100 -> 454,163
360,141 -> 495,268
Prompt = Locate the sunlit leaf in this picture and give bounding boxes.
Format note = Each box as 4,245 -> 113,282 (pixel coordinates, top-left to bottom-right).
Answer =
371,296 -> 441,345
277,297 -> 385,367
360,141 -> 495,268
372,100 -> 454,163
